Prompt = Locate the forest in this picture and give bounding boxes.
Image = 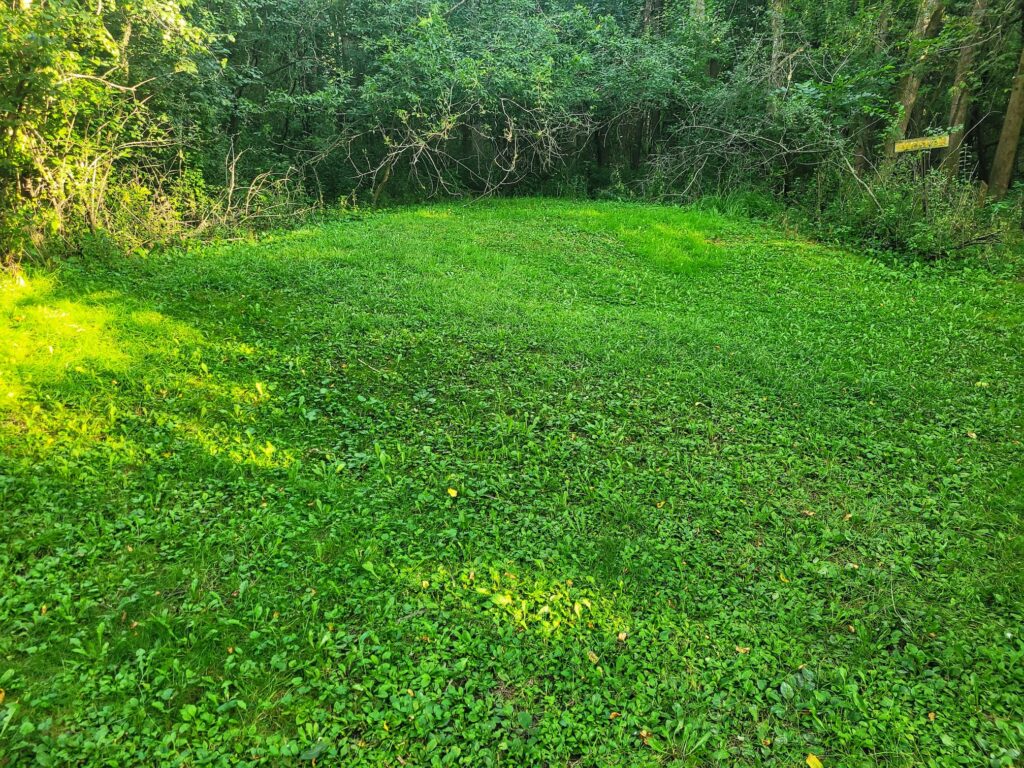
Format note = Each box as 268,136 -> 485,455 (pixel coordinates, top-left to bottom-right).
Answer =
2,2 -> 1023,767
2,0 -> 1024,260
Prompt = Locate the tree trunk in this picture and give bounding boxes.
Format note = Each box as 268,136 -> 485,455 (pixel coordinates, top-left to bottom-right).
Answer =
642,0 -> 662,33
770,0 -> 786,89
989,42 -> 1024,198
692,0 -> 720,77
940,0 -> 989,175
887,0 -> 944,157
643,0 -> 653,32
854,6 -> 892,172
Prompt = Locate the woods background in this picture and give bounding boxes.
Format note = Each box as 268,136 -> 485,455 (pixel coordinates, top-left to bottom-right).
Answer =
3,0 -> 1024,261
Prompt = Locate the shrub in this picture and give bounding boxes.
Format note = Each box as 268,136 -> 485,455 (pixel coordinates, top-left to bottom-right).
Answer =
810,163 -> 1007,260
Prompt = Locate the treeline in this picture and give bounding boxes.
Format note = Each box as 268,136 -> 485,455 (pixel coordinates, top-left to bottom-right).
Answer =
2,0 -> 1023,261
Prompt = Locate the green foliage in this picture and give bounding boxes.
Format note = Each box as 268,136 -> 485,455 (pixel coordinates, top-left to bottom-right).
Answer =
0,0 -> 207,260
807,164 -> 1010,260
3,0 -> 1023,259
1,200 -> 1022,765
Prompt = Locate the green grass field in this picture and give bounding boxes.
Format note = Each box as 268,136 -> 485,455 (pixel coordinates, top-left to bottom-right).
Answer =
1,199 -> 1022,766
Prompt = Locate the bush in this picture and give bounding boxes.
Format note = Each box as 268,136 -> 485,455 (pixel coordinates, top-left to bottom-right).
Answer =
809,163 -> 1007,260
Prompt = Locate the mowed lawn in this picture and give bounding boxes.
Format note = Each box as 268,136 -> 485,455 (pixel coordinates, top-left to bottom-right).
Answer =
1,199 -> 1022,766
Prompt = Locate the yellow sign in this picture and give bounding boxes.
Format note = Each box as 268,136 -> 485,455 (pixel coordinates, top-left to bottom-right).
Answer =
894,134 -> 950,153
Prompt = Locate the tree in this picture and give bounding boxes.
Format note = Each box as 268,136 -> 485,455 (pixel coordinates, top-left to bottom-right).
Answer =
770,0 -> 786,89
642,0 -> 663,32
940,0 -> 990,175
989,38 -> 1024,197
887,0 -> 944,157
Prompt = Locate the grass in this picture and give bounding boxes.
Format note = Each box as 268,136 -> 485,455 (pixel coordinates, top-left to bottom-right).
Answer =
1,198 -> 1022,767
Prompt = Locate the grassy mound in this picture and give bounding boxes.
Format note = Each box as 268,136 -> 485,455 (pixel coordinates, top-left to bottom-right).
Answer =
2,200 -> 1022,766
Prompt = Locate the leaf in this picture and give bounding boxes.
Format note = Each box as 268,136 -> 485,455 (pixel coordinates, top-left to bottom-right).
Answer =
806,755 -> 823,768
300,741 -> 328,761
587,650 -> 599,664
780,681 -> 794,700
735,645 -> 750,654
447,487 -> 458,498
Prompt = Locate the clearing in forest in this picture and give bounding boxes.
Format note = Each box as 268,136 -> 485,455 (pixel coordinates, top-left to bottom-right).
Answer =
1,200 -> 1022,766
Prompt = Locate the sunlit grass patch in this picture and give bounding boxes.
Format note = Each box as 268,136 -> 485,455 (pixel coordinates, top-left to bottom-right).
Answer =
0,278 -> 127,400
